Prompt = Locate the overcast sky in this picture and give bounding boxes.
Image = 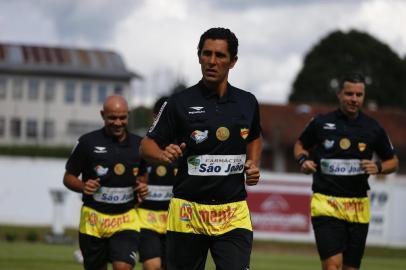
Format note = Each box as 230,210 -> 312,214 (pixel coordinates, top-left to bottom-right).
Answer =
1,0 -> 406,106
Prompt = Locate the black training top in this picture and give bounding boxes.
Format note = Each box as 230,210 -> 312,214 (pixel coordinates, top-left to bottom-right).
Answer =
147,80 -> 261,204
138,163 -> 176,211
298,109 -> 395,197
66,128 -> 146,214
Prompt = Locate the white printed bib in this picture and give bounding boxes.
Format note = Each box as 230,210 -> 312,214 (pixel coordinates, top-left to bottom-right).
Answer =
145,185 -> 173,201
187,154 -> 246,176
320,158 -> 365,176
93,186 -> 134,204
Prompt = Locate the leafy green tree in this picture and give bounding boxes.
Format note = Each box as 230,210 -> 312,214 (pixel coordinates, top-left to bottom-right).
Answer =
128,106 -> 152,132
170,80 -> 187,94
289,29 -> 406,108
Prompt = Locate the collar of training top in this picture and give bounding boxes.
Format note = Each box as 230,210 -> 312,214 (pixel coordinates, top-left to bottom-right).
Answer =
198,80 -> 237,103
101,127 -> 131,146
335,108 -> 364,123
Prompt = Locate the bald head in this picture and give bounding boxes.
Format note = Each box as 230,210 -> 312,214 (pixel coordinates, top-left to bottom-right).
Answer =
103,95 -> 129,112
101,95 -> 129,141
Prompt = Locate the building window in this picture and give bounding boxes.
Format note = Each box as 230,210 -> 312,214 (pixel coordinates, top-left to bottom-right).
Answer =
0,77 -> 7,99
12,78 -> 23,100
8,45 -> 23,64
114,85 -> 123,96
81,83 -> 92,104
44,80 -> 55,102
10,118 -> 21,138
64,81 -> 75,103
98,84 -> 108,104
43,119 -> 55,139
0,117 -> 5,137
26,119 -> 38,138
28,79 -> 39,100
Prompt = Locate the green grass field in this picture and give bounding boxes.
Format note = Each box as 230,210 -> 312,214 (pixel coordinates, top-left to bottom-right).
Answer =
1,241 -> 406,270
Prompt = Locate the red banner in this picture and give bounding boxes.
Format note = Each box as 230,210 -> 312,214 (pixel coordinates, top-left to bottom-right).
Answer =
247,179 -> 312,233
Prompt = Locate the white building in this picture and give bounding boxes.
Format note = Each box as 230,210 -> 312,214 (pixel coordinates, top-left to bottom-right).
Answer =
0,43 -> 141,146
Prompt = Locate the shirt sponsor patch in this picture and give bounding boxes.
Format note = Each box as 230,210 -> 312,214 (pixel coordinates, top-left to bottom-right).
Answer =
320,158 -> 365,176
156,165 -> 167,176
187,154 -> 246,176
339,138 -> 351,150
191,130 -> 208,144
145,185 -> 173,201
323,139 -> 334,149
114,163 -> 126,175
94,146 -> 107,153
358,142 -> 366,152
216,127 -> 230,141
323,123 -> 336,130
188,106 -> 206,114
94,165 -> 108,177
93,186 -> 134,204
240,128 -> 249,140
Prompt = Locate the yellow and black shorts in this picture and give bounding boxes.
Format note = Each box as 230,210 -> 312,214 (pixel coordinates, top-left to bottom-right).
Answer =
165,198 -> 253,270
78,206 -> 141,269
167,197 -> 252,236
136,208 -> 168,234
79,205 -> 140,238
311,193 -> 370,223
310,193 -> 370,268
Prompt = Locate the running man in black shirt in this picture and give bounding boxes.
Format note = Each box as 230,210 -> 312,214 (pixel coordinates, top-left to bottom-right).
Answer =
140,27 -> 262,270
294,72 -> 398,270
137,96 -> 176,270
63,95 -> 148,270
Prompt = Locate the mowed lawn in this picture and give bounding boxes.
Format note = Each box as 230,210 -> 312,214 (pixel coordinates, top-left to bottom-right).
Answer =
1,241 -> 406,270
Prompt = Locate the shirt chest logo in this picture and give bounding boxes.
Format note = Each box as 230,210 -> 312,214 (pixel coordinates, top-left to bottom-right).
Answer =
156,165 -> 167,177
240,128 -> 249,140
323,123 -> 336,130
323,139 -> 334,149
94,165 -> 109,177
339,138 -> 351,150
216,127 -> 230,141
191,130 -> 209,144
188,106 -> 206,114
94,146 -> 107,153
358,142 -> 367,152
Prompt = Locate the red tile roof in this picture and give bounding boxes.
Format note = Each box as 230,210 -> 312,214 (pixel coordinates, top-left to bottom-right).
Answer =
260,103 -> 406,148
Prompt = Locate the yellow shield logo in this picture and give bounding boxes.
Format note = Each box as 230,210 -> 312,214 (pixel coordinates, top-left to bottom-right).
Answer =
240,128 -> 249,140
133,167 -> 139,176
358,143 -> 366,152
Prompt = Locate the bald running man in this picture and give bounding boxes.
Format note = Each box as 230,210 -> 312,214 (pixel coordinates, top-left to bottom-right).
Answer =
64,95 -> 148,270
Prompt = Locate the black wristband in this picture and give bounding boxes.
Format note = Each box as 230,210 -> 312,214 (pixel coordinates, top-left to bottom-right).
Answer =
375,161 -> 382,174
296,154 -> 308,166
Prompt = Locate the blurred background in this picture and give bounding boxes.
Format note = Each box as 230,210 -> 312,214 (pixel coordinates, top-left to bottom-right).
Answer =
1,0 -> 406,269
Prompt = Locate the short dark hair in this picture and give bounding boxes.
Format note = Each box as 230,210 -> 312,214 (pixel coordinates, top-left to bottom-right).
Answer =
153,96 -> 168,114
197,27 -> 239,59
339,72 -> 366,90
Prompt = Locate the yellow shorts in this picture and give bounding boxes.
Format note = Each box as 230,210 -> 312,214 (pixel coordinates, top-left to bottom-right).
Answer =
136,208 -> 168,234
79,206 -> 140,238
167,198 -> 252,236
311,193 -> 370,223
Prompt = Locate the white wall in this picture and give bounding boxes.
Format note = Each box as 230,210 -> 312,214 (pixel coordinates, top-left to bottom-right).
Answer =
0,156 -> 82,228
1,157 -> 405,247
